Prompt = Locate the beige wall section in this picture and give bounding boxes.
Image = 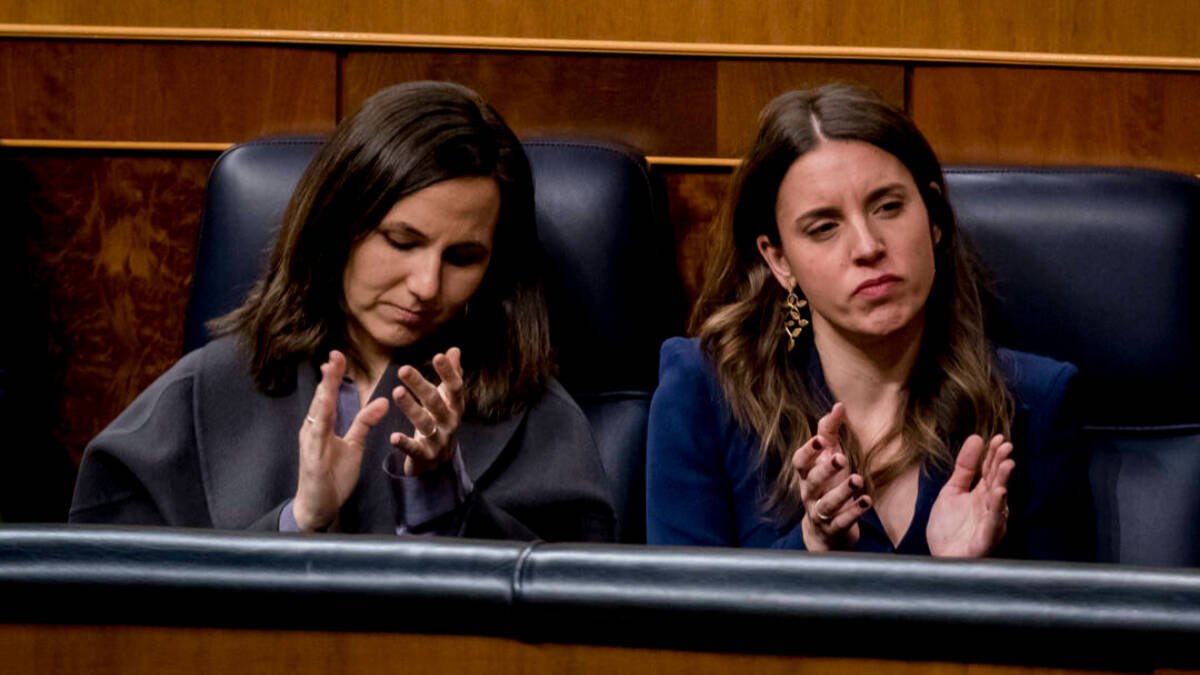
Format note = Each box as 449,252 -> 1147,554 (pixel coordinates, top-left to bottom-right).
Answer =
3,0 -> 1199,59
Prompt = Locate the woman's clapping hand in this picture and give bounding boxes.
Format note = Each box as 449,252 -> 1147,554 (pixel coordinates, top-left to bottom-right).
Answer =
792,403 -> 873,551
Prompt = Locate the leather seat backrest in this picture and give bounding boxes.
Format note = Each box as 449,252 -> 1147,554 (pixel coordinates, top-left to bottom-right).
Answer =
946,167 -> 1200,565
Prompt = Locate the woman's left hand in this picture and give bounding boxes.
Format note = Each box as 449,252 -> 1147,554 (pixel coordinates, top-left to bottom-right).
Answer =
927,434 -> 1015,558
389,347 -> 465,476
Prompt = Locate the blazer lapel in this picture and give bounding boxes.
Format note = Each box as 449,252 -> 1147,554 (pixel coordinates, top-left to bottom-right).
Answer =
458,410 -> 527,484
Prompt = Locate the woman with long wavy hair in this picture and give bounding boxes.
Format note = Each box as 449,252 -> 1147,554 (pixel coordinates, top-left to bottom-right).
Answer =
647,84 -> 1090,559
71,81 -> 615,541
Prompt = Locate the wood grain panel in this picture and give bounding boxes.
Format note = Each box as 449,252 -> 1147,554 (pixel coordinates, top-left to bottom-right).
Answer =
0,624 -> 1121,675
2,0 -> 1198,59
0,41 -> 336,142
342,51 -> 716,156
910,66 -> 1200,173
14,152 -> 211,466
716,62 -> 905,157
659,168 -> 731,309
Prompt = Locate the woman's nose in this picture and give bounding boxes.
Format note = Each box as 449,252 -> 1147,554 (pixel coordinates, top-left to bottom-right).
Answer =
407,254 -> 442,301
850,218 -> 886,264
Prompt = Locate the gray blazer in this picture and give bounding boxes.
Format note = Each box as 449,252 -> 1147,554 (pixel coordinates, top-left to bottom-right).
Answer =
70,337 -> 616,542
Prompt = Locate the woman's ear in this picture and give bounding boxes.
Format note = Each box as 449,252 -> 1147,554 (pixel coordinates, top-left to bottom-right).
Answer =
756,234 -> 796,290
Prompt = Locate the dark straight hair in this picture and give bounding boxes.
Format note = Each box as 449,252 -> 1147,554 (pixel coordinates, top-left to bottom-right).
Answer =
214,81 -> 553,420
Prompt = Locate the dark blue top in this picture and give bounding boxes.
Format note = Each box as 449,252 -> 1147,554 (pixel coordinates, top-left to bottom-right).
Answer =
646,337 -> 1092,561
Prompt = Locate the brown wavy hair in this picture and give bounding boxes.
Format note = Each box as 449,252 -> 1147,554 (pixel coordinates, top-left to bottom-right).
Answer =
213,81 -> 552,420
692,83 -> 1013,523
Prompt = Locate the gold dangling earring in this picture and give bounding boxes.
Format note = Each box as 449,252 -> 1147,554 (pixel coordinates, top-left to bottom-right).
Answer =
783,286 -> 809,352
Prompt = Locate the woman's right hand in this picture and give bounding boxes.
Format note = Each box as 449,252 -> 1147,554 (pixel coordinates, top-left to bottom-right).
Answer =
293,350 -> 390,532
791,402 -> 872,551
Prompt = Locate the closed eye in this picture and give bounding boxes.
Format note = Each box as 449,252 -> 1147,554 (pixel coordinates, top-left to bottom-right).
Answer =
383,233 -> 419,251
805,220 -> 839,239
876,200 -> 904,217
444,244 -> 490,267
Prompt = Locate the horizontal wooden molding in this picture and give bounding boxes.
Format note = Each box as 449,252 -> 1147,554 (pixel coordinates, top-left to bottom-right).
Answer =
3,23 -> 1200,72
6,140 -> 1196,176
644,157 -> 740,169
0,138 -> 742,169
0,139 -> 232,152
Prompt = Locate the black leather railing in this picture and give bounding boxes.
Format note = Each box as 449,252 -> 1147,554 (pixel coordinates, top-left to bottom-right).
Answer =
3,526 -> 1199,670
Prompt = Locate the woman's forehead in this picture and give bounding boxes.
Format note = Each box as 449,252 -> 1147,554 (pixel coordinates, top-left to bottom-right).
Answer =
777,141 -> 914,210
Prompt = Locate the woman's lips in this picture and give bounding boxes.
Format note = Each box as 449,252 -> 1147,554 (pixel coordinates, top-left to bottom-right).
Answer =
382,303 -> 436,324
854,275 -> 901,298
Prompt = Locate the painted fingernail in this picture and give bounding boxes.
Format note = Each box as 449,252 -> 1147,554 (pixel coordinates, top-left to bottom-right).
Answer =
811,437 -> 823,451
850,474 -> 863,490
832,454 -> 844,469
858,497 -> 870,508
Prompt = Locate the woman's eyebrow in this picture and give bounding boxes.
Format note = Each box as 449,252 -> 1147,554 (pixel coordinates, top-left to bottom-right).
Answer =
447,240 -> 491,251
793,205 -> 841,225
866,183 -> 908,203
380,222 -> 430,241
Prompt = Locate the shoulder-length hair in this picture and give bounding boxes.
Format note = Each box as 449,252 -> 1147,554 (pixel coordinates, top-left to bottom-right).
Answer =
214,81 -> 552,420
693,83 -> 1012,523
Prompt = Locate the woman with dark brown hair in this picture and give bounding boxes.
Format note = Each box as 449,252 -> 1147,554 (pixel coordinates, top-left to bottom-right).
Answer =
70,81 -> 615,541
647,84 -> 1090,559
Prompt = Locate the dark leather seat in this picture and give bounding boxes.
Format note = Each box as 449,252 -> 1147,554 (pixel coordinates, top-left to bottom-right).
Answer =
184,136 -> 684,543
946,166 -> 1200,566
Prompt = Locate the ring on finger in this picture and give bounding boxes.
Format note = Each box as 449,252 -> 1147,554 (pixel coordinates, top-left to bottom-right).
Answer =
812,504 -> 833,523
414,425 -> 439,440
305,415 -> 317,424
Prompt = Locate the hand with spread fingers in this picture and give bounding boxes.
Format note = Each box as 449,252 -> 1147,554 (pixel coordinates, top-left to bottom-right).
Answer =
927,433 -> 1015,557
389,347 -> 466,476
294,350 -> 390,532
792,402 -> 873,551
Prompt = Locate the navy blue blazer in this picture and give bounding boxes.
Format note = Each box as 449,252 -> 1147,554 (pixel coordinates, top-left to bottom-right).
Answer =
646,337 -> 1092,561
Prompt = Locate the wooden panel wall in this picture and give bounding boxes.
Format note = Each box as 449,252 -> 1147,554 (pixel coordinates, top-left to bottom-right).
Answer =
1,40 -> 338,482
3,0 -> 1199,59
911,66 -> 1200,173
341,53 -> 904,157
0,41 -> 337,141
0,624 -> 1131,675
661,169 -> 730,303
342,52 -> 723,157
12,153 -> 210,467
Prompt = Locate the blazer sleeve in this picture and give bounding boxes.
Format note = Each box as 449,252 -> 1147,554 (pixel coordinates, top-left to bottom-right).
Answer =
647,338 -> 739,545
999,352 -> 1094,562
69,350 -> 290,532
648,338 -> 814,550
69,356 -> 213,527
